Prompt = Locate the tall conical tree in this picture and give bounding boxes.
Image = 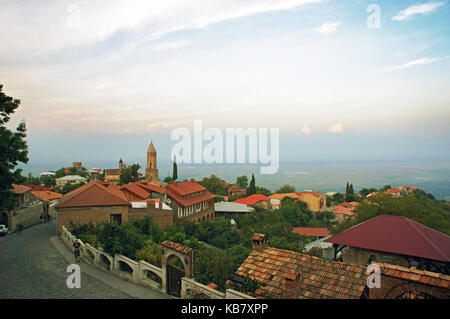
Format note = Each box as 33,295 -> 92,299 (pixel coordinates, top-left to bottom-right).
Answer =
172,156 -> 178,181
349,184 -> 354,195
345,182 -> 350,198
248,174 -> 256,195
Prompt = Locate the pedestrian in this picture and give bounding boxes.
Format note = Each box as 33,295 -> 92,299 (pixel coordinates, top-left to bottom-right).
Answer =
73,240 -> 81,263
18,224 -> 23,235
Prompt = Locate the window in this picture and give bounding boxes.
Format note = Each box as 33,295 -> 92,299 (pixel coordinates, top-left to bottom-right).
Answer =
110,214 -> 122,225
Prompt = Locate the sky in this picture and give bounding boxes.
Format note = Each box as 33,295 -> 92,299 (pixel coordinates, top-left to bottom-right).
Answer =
1,0 -> 449,171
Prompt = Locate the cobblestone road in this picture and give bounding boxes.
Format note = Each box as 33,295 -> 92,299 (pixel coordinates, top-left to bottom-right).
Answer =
0,221 -> 131,299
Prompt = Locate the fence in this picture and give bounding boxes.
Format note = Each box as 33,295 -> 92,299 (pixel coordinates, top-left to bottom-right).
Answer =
60,225 -> 254,299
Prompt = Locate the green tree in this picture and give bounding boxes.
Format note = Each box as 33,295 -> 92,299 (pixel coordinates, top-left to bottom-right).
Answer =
359,187 -> 377,198
198,175 -> 227,196
247,174 -> 256,195
236,175 -> 249,188
61,182 -> 86,194
119,164 -> 141,185
276,184 -> 296,194
135,240 -> 162,266
172,156 -> 178,181
255,186 -> 272,196
0,84 -> 29,213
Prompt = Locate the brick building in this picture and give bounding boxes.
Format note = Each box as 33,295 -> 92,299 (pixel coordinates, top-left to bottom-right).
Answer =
166,179 -> 215,223
325,215 -> 450,275
55,179 -> 173,233
233,233 -> 450,299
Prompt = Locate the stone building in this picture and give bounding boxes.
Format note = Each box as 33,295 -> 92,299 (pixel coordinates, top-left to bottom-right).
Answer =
55,175 -> 87,187
146,142 -> 158,182
325,214 -> 450,275
104,159 -> 124,185
55,179 -> 173,233
166,179 -> 215,223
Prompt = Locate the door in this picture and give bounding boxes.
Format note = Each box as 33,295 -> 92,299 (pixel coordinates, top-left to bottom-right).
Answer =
166,264 -> 185,296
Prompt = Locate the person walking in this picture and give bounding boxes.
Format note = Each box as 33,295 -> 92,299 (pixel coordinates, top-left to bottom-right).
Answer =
18,224 -> 23,235
73,240 -> 81,263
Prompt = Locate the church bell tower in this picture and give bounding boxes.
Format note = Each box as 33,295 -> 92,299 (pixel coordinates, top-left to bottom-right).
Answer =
146,141 -> 159,181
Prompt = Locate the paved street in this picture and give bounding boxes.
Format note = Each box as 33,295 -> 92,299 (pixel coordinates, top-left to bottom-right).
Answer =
0,221 -> 170,299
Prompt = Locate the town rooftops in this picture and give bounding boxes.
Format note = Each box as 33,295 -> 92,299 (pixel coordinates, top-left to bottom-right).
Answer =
31,190 -> 63,201
373,262 -> 450,290
268,193 -> 299,200
166,179 -> 215,207
214,202 -> 253,213
135,181 -> 167,195
385,186 -> 418,194
55,179 -> 130,209
235,234 -> 368,299
332,205 -> 355,216
11,184 -> 32,194
234,194 -> 269,206
166,179 -> 206,196
26,184 -> 51,192
292,227 -> 331,238
120,183 -> 151,200
295,191 -> 321,198
325,215 -> 450,262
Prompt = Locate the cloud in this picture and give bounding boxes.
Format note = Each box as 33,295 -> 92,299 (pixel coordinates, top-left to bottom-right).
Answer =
328,122 -> 344,133
393,2 -> 446,21
316,21 -> 342,35
152,39 -> 192,51
380,56 -> 449,73
0,0 -> 324,62
298,123 -> 311,135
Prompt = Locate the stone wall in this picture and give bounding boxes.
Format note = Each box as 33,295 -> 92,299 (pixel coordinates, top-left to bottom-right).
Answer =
61,225 -> 254,299
8,202 -> 43,230
57,206 -> 129,233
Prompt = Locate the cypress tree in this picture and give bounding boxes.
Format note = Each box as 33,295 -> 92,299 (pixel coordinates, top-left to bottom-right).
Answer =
248,174 -> 256,195
172,156 -> 178,181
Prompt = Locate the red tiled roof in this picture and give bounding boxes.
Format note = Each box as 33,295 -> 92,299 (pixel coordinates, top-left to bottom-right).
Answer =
234,194 -> 269,206
332,206 -> 355,216
325,215 -> 450,262
31,190 -> 63,201
11,184 -> 32,194
135,181 -> 167,194
167,179 -> 206,196
120,183 -> 151,200
235,242 -> 368,299
268,193 -> 299,200
56,179 -> 130,209
292,227 -> 330,237
166,179 -> 214,207
26,184 -> 51,192
339,201 -> 360,207
385,186 -> 418,194
373,262 -> 450,290
162,240 -> 192,255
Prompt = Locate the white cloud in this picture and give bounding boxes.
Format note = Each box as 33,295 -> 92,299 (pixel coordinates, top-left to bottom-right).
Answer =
298,123 -> 311,135
0,0 -> 324,62
152,39 -> 192,51
393,2 -> 446,21
380,56 -> 449,73
316,21 -> 342,35
328,122 -> 344,133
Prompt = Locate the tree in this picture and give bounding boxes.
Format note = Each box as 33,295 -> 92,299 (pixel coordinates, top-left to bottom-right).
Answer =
255,186 -> 272,197
119,164 -> 141,185
0,84 -> 29,213
62,182 -> 85,194
172,156 -> 178,181
276,184 -> 296,194
236,175 -> 248,188
247,174 -> 256,195
359,187 -> 377,198
163,176 -> 174,184
198,175 -> 227,196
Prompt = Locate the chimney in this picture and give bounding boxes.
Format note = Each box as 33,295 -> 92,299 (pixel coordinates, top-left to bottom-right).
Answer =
173,181 -> 177,186
252,233 -> 267,251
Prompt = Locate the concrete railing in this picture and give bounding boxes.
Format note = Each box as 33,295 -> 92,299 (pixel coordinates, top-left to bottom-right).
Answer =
61,225 -> 254,299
